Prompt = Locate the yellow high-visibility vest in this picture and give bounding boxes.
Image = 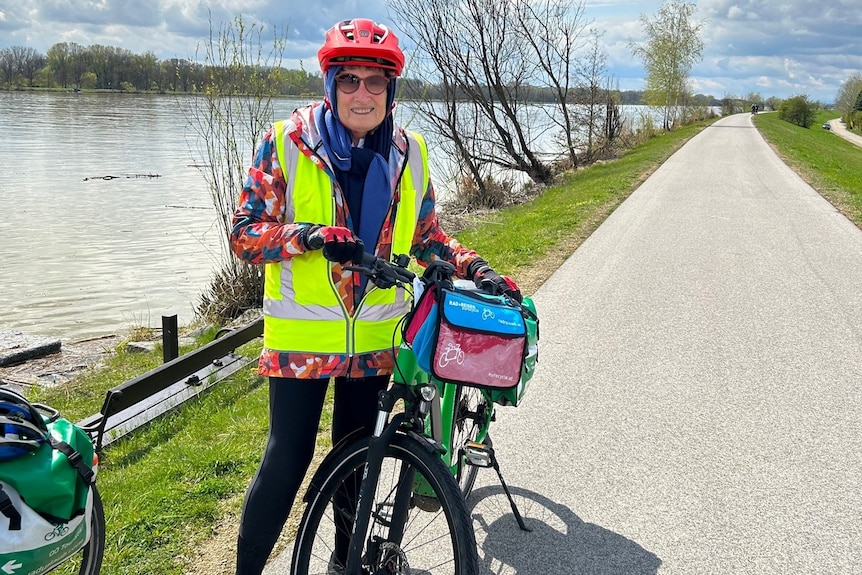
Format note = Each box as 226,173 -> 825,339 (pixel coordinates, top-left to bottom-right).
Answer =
263,117 -> 428,356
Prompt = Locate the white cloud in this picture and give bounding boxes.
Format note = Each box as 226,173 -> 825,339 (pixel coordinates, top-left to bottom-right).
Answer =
0,0 -> 857,102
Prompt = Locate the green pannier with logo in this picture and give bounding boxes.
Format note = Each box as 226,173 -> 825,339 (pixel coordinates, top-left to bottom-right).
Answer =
0,388 -> 98,574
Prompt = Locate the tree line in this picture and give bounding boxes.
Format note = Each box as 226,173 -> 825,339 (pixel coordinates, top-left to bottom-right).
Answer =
0,41 -> 322,94
0,39 -> 728,110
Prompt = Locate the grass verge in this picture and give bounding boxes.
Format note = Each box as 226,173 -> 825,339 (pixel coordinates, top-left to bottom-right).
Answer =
753,110 -> 862,224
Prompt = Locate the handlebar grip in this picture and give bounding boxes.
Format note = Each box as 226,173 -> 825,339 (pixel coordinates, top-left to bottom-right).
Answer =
360,251 -> 378,267
478,277 -> 502,295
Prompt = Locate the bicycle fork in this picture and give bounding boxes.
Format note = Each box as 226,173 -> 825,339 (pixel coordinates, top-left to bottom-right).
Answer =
344,386 -> 416,575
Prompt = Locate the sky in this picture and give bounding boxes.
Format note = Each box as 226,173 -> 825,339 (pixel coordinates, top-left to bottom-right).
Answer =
0,0 -> 859,104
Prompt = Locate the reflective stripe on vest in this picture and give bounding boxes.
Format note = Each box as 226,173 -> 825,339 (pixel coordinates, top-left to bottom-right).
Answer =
263,119 -> 428,355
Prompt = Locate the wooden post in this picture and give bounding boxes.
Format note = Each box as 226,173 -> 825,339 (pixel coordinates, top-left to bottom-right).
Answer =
162,315 -> 179,363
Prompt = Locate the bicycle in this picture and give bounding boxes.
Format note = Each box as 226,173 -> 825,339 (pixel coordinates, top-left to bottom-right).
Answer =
290,253 -> 538,574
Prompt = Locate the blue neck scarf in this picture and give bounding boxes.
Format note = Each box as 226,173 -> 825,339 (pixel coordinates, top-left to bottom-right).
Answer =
314,68 -> 398,263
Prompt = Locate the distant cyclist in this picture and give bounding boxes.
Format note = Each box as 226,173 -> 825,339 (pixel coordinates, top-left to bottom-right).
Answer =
228,18 -> 520,575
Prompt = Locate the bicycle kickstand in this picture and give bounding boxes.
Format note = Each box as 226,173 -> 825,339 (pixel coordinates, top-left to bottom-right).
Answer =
488,447 -> 532,532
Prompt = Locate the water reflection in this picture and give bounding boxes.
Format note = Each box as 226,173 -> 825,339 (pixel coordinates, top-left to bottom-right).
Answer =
0,92 -> 227,339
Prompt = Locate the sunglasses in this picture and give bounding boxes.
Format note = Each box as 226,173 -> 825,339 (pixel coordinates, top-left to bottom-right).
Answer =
335,73 -> 390,95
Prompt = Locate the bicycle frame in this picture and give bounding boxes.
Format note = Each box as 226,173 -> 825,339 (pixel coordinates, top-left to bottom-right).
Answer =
392,344 -> 494,482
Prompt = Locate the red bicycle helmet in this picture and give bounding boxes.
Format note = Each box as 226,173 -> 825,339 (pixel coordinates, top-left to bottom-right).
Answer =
318,19 -> 405,76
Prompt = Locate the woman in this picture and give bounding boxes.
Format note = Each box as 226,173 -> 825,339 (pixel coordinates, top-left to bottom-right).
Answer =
229,18 -> 520,574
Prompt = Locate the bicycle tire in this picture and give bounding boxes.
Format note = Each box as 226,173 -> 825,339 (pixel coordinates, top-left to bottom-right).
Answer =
78,485 -> 105,575
451,385 -> 493,497
291,433 -> 477,575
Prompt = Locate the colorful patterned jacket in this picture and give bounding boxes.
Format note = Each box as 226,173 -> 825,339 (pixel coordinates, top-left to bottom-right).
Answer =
230,102 -> 482,379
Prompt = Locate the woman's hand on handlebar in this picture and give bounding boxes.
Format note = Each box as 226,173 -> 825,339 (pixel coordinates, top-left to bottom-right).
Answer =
301,225 -> 365,264
468,258 -> 522,302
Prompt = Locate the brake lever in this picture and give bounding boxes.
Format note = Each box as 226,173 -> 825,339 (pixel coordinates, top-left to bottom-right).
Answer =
343,264 -> 374,275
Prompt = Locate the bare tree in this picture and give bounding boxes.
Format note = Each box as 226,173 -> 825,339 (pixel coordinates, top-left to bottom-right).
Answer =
18,47 -> 46,87
387,0 -> 596,202
568,29 -> 626,164
180,16 -> 286,321
512,0 -> 591,170
0,48 -> 17,88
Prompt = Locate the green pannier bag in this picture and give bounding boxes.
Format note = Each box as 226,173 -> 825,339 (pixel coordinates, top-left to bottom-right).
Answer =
487,295 -> 539,407
1,417 -> 94,521
0,390 -> 97,574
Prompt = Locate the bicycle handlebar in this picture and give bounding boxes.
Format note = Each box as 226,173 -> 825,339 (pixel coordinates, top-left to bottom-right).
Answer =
347,251 -> 418,288
349,252 -> 520,303
344,250 -> 513,304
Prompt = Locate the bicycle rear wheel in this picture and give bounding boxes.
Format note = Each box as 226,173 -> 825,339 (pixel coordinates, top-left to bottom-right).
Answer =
54,485 -> 105,575
291,433 -> 477,575
450,385 -> 493,497
78,485 -> 105,575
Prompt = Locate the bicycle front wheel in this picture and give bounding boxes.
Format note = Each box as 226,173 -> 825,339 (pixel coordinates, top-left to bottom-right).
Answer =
292,433 -> 477,575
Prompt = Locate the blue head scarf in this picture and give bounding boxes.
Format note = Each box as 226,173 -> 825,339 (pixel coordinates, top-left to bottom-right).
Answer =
315,67 -> 397,168
313,67 -> 398,268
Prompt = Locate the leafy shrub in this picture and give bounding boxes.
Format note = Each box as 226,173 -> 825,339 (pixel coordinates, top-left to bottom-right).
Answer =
778,94 -> 816,128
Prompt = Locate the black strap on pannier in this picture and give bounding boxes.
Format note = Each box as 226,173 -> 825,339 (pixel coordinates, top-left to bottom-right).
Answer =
50,438 -> 95,486
0,484 -> 22,530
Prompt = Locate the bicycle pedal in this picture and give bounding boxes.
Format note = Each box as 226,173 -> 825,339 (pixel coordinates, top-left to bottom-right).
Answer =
463,441 -> 493,468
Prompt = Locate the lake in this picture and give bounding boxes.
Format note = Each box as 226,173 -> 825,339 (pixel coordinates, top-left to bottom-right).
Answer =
0,91 -> 664,340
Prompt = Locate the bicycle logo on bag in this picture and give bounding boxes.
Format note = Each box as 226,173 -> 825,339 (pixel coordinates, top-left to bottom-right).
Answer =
44,522 -> 70,541
482,308 -> 495,321
438,342 -> 465,368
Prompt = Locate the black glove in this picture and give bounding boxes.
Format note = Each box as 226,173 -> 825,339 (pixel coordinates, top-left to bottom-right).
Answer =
467,258 -> 522,303
302,225 -> 365,264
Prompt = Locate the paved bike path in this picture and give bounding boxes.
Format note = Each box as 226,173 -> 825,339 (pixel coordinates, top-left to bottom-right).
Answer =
467,112 -> 862,574
826,117 -> 862,148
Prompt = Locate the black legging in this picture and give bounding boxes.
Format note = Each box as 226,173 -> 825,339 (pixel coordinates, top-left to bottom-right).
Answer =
235,375 -> 390,575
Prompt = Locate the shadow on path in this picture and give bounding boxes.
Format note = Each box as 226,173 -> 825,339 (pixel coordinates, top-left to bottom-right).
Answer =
469,485 -> 661,575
